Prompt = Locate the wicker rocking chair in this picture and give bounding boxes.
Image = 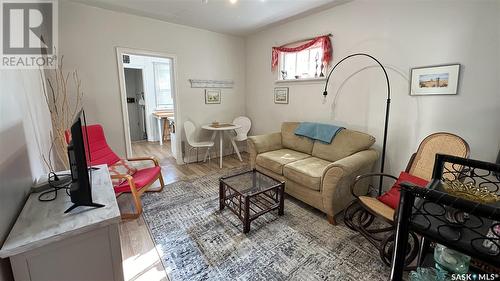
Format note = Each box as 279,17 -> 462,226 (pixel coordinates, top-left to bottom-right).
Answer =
344,132 -> 470,266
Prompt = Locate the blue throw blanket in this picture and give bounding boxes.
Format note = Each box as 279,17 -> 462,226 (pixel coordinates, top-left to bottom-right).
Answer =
294,122 -> 344,144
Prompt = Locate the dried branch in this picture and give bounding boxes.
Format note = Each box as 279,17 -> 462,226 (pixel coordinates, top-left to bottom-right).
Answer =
40,56 -> 84,170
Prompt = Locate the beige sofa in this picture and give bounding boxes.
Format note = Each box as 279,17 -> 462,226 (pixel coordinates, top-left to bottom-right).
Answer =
247,122 -> 379,224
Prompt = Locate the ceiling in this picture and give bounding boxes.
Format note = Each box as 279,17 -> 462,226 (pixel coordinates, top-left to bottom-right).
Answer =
69,0 -> 346,36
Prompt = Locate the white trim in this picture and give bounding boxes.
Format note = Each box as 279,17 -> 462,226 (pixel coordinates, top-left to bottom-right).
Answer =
115,47 -> 184,165
275,77 -> 326,84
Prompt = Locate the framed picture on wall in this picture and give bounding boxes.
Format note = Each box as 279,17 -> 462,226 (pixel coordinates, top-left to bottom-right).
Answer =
205,89 -> 221,104
274,87 -> 289,104
410,64 -> 460,96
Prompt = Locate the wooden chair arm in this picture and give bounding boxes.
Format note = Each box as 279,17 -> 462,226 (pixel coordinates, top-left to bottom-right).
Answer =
127,157 -> 160,166
350,173 -> 399,198
110,174 -> 133,181
109,174 -> 138,193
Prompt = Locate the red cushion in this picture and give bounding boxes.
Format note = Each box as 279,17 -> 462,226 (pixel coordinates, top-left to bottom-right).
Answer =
114,166 -> 161,193
377,172 -> 429,209
85,125 -> 121,166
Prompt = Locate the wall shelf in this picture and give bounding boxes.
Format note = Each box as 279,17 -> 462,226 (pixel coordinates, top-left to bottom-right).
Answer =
189,79 -> 234,88
275,77 -> 326,84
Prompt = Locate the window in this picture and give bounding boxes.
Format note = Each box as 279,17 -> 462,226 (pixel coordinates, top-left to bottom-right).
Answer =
279,46 -> 325,80
154,62 -> 173,109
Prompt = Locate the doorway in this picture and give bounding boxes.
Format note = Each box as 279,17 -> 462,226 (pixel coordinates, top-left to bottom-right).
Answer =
124,68 -> 147,142
116,48 -> 182,164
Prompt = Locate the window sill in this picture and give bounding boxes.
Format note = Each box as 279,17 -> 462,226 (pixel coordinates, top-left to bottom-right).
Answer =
275,77 -> 327,84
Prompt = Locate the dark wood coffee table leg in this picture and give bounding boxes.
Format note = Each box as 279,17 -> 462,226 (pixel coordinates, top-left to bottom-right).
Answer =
243,195 -> 250,233
219,180 -> 225,211
278,183 -> 285,216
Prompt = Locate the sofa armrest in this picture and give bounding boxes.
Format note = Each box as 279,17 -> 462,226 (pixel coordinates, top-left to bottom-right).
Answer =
247,132 -> 282,169
321,149 -> 379,216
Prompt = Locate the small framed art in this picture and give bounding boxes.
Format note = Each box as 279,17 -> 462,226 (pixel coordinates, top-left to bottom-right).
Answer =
410,64 -> 460,96
274,87 -> 289,104
205,89 -> 221,104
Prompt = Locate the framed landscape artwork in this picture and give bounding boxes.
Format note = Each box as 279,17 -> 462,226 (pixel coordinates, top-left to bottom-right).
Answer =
410,64 -> 460,96
274,87 -> 289,104
205,89 -> 221,104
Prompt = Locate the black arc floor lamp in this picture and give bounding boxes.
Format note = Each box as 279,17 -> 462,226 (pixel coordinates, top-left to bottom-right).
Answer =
322,53 -> 390,195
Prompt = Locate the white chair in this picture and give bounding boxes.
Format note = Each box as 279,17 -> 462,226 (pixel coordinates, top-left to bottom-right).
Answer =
184,120 -> 215,163
230,116 -> 251,161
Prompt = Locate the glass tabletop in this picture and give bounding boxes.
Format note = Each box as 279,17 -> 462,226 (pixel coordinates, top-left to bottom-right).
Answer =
220,170 -> 282,196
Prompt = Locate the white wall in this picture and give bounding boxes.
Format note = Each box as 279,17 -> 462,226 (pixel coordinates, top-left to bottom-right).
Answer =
0,70 -> 52,281
245,0 -> 500,177
59,1 -> 246,158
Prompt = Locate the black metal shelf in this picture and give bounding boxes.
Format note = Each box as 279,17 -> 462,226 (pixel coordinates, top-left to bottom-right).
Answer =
390,154 -> 500,281
410,182 -> 499,263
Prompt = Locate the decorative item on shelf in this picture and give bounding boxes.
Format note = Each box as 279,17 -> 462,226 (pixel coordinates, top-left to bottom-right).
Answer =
274,87 -> 289,104
434,244 -> 471,276
189,79 -> 233,88
294,75 -> 300,79
408,244 -> 471,281
322,53 -> 390,194
280,70 -> 287,80
442,178 -> 500,204
408,267 -> 443,281
482,222 -> 500,255
205,89 -> 221,104
410,64 -> 460,96
314,52 -> 319,78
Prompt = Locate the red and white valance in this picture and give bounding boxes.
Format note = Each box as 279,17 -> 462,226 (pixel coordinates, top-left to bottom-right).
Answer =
271,35 -> 332,71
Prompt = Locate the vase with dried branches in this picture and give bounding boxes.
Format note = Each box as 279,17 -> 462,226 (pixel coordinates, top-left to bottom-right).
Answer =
41,57 -> 83,171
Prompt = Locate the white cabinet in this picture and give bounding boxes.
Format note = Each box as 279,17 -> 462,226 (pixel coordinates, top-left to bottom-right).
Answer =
0,166 -> 124,281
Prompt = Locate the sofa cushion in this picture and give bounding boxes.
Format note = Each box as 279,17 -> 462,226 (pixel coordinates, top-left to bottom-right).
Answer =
256,149 -> 311,175
281,122 -> 314,154
312,129 -> 375,162
283,157 -> 331,191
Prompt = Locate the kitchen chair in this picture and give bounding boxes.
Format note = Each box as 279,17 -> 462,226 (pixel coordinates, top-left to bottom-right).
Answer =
343,132 -> 469,267
230,116 -> 251,158
184,120 -> 215,163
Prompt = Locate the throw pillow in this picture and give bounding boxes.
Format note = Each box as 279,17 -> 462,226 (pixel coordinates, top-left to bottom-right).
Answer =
108,159 -> 138,186
377,171 -> 429,209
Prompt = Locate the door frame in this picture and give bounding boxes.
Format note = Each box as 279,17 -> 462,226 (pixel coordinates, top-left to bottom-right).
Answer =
115,47 -> 183,164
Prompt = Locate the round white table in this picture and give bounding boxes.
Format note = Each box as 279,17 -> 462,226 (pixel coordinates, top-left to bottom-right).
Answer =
201,123 -> 242,168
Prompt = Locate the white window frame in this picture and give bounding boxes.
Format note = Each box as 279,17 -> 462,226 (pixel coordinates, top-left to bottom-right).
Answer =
153,62 -> 174,110
276,46 -> 328,83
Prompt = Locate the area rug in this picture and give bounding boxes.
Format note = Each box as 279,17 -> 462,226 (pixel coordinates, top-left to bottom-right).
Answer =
142,167 -> 389,281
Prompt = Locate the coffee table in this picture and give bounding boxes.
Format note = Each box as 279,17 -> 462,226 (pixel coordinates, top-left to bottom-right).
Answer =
219,169 -> 285,233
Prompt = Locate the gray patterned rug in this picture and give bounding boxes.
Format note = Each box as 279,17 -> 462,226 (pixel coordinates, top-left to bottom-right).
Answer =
142,167 -> 389,281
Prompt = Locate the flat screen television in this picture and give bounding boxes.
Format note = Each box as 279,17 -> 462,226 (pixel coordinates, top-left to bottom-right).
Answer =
65,110 -> 104,213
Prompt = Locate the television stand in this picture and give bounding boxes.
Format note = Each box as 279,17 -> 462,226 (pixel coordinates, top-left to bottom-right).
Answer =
0,165 -> 123,281
64,201 -> 105,213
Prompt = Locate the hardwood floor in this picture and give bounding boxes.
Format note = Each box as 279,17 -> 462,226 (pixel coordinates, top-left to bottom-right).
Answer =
118,140 -> 249,281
